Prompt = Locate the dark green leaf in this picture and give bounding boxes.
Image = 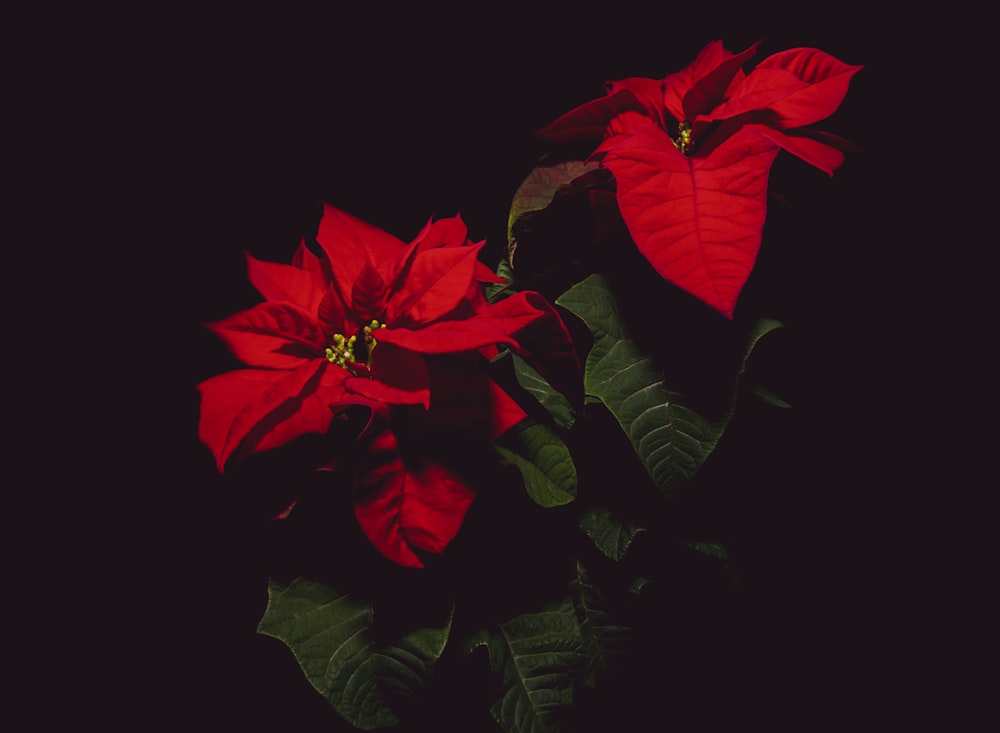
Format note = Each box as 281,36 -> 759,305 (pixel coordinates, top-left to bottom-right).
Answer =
487,257 -> 517,304
578,507 -> 645,562
751,384 -> 792,408
569,560 -> 632,686
512,354 -> 576,430
684,541 -> 729,561
257,577 -> 452,730
557,275 -> 782,498
628,578 -> 652,597
495,419 -> 577,507
466,599 -> 588,733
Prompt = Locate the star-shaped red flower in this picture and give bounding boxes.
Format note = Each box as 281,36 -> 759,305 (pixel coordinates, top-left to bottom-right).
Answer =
537,40 -> 862,317
198,204 -> 580,566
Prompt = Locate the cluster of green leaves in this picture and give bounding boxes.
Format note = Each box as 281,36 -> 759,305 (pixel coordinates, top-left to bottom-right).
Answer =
259,561 -> 633,732
257,160 -> 785,732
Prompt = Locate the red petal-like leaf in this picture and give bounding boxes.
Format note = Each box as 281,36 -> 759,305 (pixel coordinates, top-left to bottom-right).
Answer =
272,496 -> 299,520
346,343 -> 431,408
245,251 -> 325,314
504,292 -> 583,411
392,215 -> 485,291
410,214 -> 468,251
386,214 -> 464,291
600,124 -> 781,318
353,422 -> 476,568
681,40 -> 760,120
316,284 -> 348,333
474,261 -> 506,284
662,40 -> 734,121
351,261 -> 387,323
484,379 -> 528,441
377,319 -> 518,354
206,302 -> 327,368
425,358 -> 528,442
318,203 -> 406,300
197,360 -> 349,471
806,128 -> 863,154
744,47 -> 862,128
291,238 -> 326,280
752,125 -> 845,176
699,68 -> 807,124
535,88 -> 649,143
345,377 -> 430,409
376,291 -> 550,354
385,243 -> 483,327
607,77 -> 668,127
370,342 -> 430,394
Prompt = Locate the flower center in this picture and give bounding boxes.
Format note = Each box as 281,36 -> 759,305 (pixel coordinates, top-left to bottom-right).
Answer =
325,320 -> 386,370
325,333 -> 357,367
673,121 -> 693,154
361,319 -> 385,353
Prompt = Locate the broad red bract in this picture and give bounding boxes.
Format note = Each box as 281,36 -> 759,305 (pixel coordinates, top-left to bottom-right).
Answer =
537,40 -> 862,317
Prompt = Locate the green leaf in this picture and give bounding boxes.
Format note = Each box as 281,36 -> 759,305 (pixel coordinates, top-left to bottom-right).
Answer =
556,275 -> 781,498
578,507 -> 645,562
257,577 -> 453,730
628,578 -> 652,597
684,541 -> 729,561
487,257 -> 517,304
466,599 -> 588,733
751,384 -> 792,408
555,275 -> 712,498
569,560 -> 632,686
495,419 -> 577,507
512,354 -> 576,430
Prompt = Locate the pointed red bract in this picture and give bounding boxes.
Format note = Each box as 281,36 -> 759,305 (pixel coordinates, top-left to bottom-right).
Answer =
197,361 -> 348,471
536,88 -> 651,144
749,47 -> 862,127
353,418 -> 476,569
386,244 -> 486,327
350,262 -> 388,323
348,343 -> 431,408
600,124 -> 780,318
245,252 -> 325,313
536,39 -> 861,317
502,292 -> 584,411
197,203 -> 582,567
317,203 -> 405,289
423,357 -> 529,442
206,302 -> 328,369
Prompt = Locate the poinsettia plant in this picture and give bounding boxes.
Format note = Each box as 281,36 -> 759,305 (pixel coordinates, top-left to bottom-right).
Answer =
198,38 -> 861,732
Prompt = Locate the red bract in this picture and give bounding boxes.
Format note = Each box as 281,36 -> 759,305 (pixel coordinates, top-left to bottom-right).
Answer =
536,40 -> 862,318
198,204 -> 580,567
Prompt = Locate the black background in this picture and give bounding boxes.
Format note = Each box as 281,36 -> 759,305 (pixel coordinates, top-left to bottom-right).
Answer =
27,4 -> 963,731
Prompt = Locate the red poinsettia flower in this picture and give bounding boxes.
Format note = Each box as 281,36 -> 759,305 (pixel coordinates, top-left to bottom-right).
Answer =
536,40 -> 862,318
198,203 -> 580,567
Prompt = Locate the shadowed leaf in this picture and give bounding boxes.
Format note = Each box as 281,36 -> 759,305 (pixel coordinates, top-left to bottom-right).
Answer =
495,419 -> 577,507
486,257 -> 517,303
512,354 -> 576,430
685,541 -> 729,561
557,274 -> 781,497
258,577 -> 453,730
466,599 -> 588,733
507,161 -> 602,247
569,560 -> 632,686
578,507 -> 646,562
